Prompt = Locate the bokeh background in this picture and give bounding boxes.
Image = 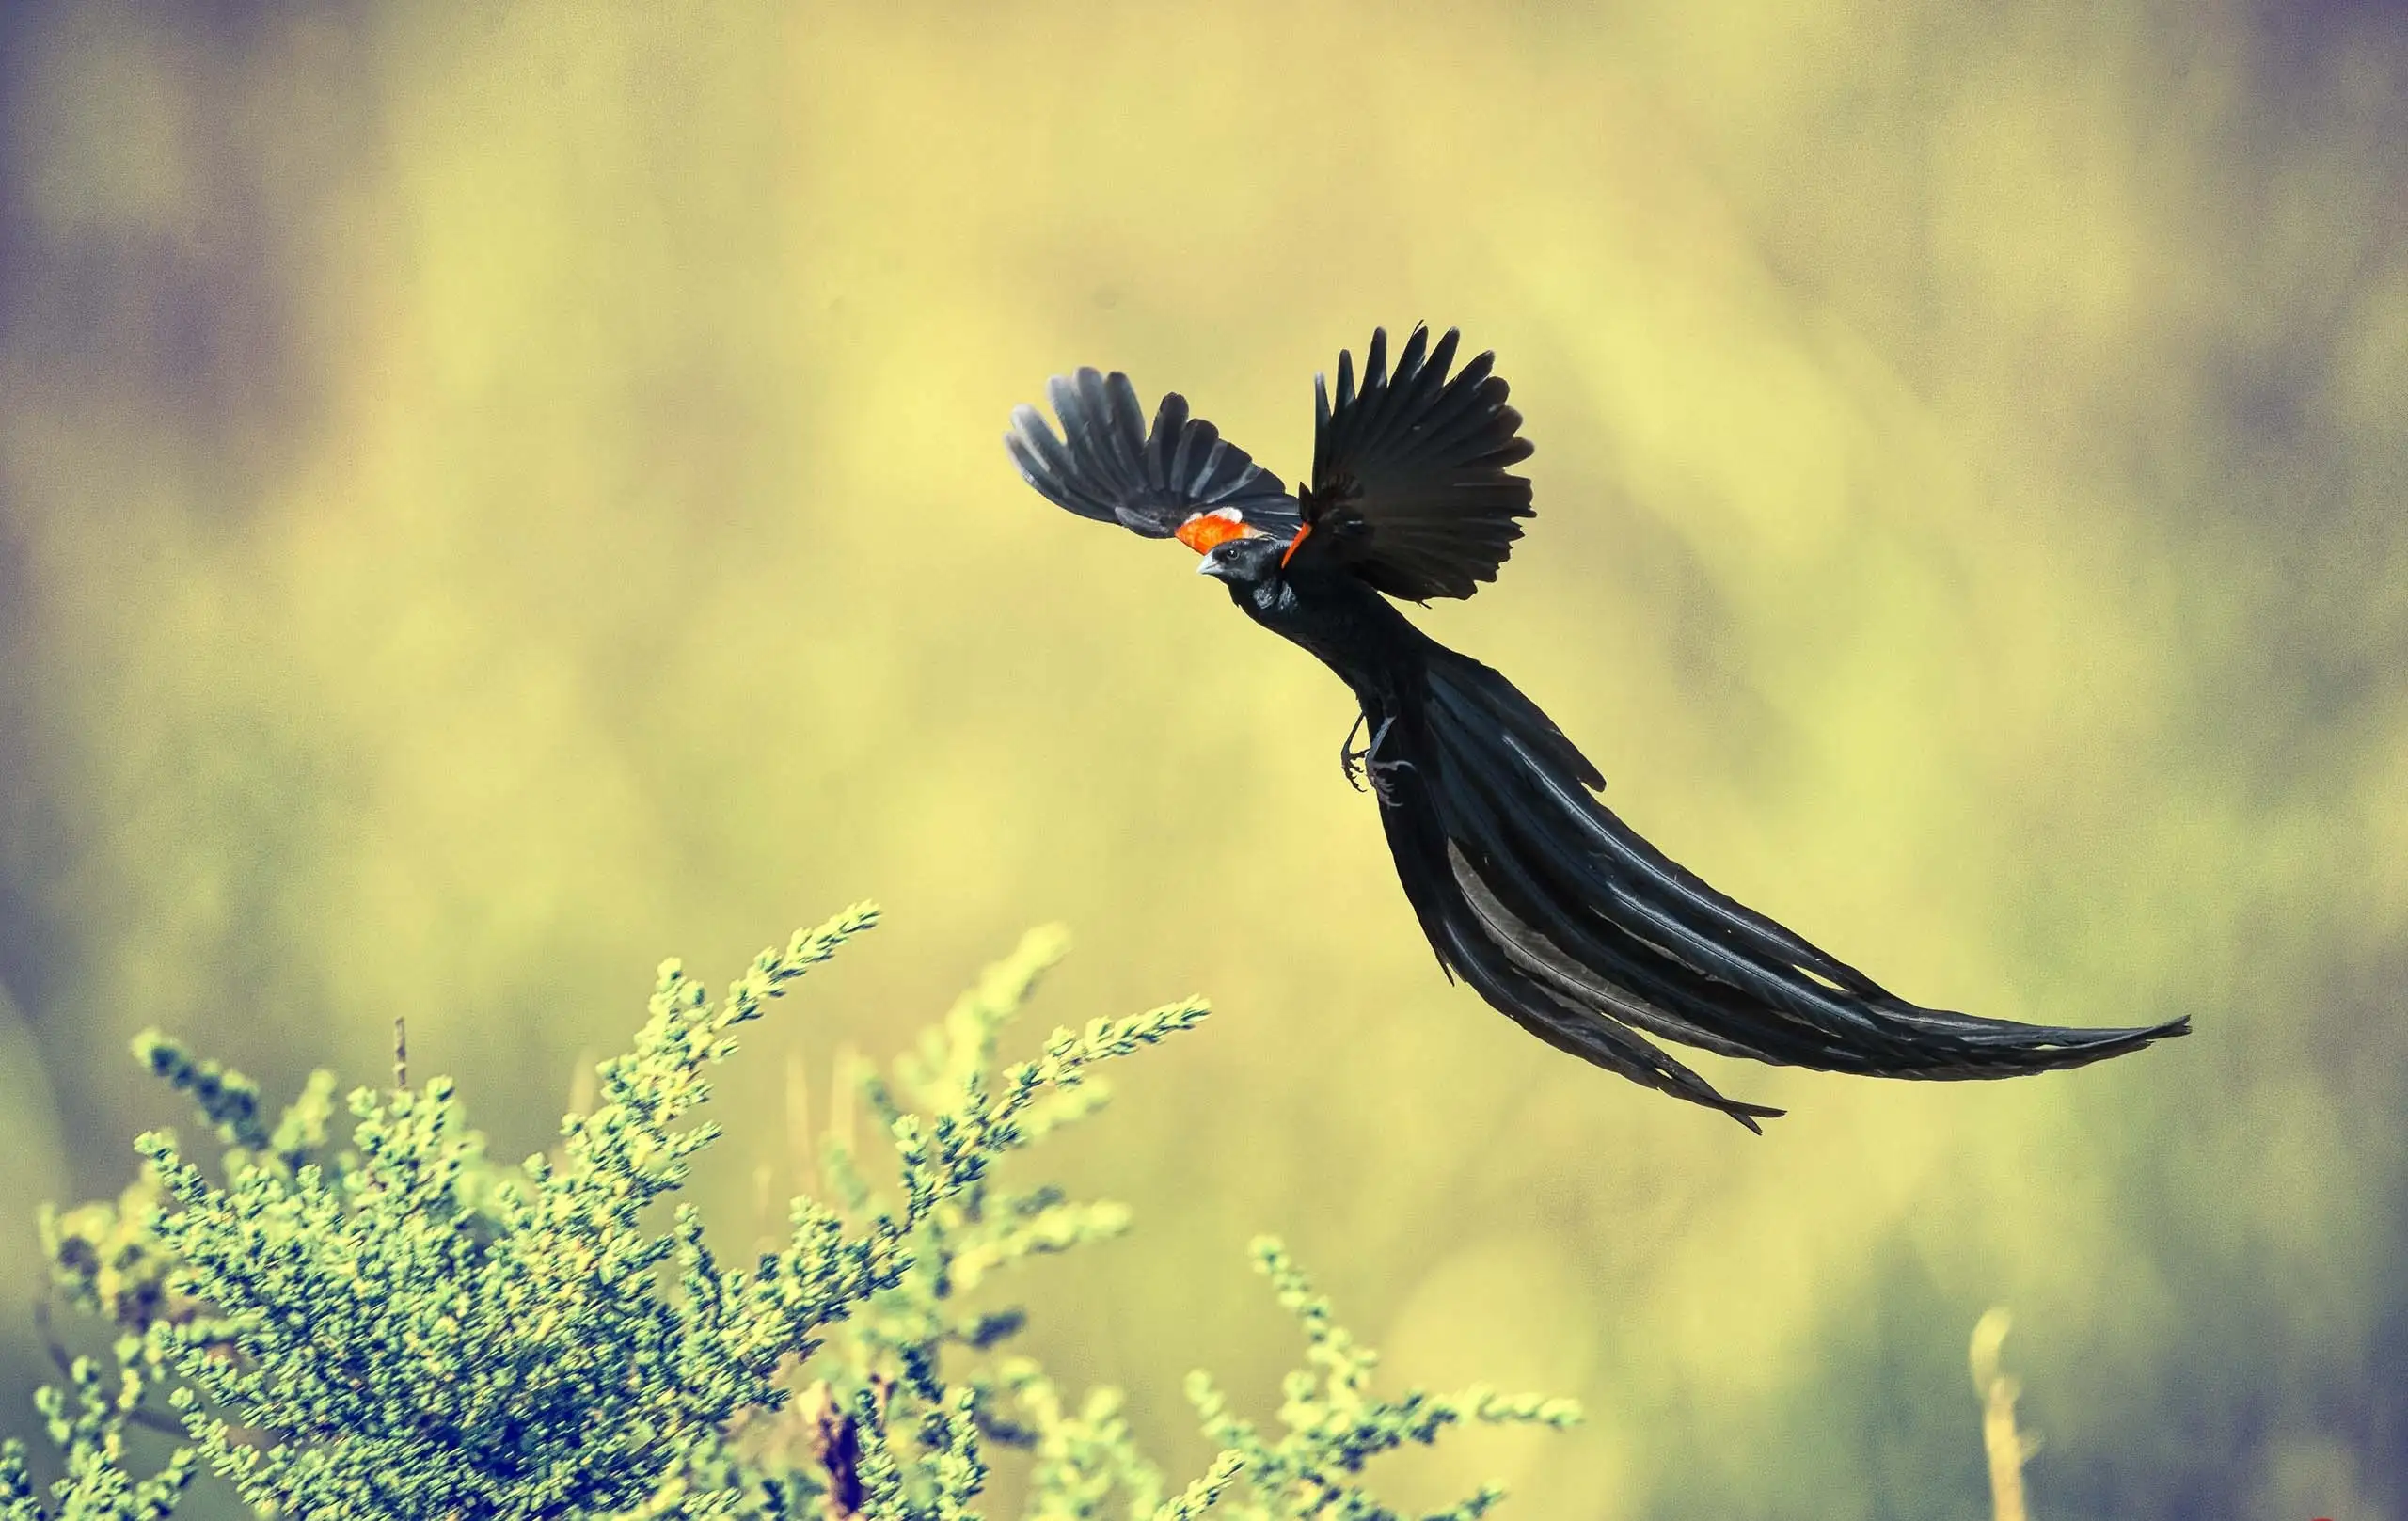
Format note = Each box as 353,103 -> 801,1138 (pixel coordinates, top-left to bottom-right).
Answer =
2,2 -> 2403,1516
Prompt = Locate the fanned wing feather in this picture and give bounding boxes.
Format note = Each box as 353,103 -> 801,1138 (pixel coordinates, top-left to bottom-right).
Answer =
1006,367 -> 1300,538
1303,325 -> 1536,601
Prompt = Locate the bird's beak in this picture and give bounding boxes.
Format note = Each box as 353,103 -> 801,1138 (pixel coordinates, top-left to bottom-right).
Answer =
1196,535 -> 1264,578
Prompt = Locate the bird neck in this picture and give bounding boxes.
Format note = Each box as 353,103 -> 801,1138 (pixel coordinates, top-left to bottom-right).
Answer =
1229,565 -> 1431,707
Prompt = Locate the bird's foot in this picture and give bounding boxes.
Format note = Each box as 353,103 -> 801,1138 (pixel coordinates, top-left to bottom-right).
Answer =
1343,714 -> 1411,804
1339,711 -> 1373,794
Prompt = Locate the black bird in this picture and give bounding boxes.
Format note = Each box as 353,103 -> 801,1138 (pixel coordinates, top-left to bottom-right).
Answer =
1005,325 -> 2187,1129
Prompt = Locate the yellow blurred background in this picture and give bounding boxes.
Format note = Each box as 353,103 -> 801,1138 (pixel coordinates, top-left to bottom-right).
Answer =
2,2 -> 2403,1516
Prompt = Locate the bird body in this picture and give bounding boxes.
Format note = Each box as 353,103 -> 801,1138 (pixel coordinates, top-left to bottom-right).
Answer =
1215,541 -> 1427,705
1006,325 -> 2187,1129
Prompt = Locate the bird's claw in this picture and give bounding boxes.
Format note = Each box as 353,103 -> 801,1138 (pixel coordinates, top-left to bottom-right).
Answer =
1339,712 -> 1371,793
1340,713 -> 1410,805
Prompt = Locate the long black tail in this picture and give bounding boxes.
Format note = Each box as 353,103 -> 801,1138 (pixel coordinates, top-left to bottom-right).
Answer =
1369,644 -> 2190,1131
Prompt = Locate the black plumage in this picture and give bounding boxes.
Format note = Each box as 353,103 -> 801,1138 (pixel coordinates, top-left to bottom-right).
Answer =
1305,324 -> 1534,600
1007,367 -> 1300,539
1005,324 -> 2188,1129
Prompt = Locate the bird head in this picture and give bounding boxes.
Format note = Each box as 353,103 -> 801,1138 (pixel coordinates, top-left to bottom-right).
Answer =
1196,531 -> 1288,588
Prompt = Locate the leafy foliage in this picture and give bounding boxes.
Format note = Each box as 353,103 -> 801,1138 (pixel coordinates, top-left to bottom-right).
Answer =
9,904 -> 1576,1519
1171,1241 -> 1580,1521
0,1341 -> 195,1521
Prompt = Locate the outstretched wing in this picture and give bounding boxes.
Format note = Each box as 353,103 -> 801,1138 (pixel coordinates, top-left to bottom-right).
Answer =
1006,367 -> 1301,539
1300,325 -> 1535,601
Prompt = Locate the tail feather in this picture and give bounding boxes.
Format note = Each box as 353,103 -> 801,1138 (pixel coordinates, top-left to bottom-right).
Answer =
1372,647 -> 2189,1128
1424,673 -> 1895,1001
1380,779 -> 1785,1131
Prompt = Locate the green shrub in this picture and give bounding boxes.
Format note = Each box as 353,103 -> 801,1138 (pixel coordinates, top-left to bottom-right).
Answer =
8,904 -> 1578,1520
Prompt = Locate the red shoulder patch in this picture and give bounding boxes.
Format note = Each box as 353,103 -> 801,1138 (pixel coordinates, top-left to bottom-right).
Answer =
1175,510 -> 1258,556
1279,522 -> 1313,567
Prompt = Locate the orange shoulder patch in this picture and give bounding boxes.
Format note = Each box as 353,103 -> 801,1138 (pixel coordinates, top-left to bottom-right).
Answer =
1174,509 -> 1259,556
1279,521 -> 1313,567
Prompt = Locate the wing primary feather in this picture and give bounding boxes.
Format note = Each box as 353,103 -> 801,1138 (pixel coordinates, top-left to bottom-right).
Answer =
1384,328 -> 1462,455
1159,396 -> 1200,492
1149,392 -> 1191,494
1007,404 -> 1112,521
1306,325 -> 1537,601
1387,325 -> 1449,431
1006,366 -> 1297,538
1054,371 -> 1118,502
1106,372 -> 1150,475
1366,325 -> 1429,441
1091,371 -> 1148,495
1195,438 -> 1240,501
1353,327 -> 1392,448
1406,370 -> 1509,460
